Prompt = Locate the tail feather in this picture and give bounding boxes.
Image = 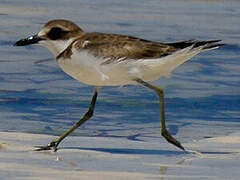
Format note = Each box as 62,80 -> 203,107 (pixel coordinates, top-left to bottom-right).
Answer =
156,39 -> 224,77
168,39 -> 224,51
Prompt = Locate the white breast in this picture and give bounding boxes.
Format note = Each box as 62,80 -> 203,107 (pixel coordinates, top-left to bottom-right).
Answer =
57,50 -> 135,86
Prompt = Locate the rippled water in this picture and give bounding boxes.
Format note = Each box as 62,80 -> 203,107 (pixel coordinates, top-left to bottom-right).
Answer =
0,0 -> 239,143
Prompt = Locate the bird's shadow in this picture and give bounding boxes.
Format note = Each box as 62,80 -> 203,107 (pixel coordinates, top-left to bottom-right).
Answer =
59,147 -> 235,157
60,146 -> 187,156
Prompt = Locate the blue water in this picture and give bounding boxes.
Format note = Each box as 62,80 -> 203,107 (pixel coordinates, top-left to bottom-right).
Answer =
0,0 -> 239,143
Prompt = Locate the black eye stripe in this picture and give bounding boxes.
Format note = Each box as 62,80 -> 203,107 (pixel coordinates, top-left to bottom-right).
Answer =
47,27 -> 68,40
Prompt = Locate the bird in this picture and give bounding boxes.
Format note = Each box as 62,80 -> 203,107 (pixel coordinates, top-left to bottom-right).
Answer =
14,19 -> 223,152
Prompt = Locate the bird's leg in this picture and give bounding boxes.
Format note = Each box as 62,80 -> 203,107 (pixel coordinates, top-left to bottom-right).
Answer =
35,87 -> 99,152
135,79 -> 185,150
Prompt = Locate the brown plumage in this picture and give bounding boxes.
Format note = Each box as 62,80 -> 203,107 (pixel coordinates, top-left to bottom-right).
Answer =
42,20 -> 223,65
57,31 -> 222,65
74,33 -> 177,64
56,32 -> 178,61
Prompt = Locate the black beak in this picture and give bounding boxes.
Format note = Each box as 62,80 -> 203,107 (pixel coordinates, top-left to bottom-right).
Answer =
14,34 -> 44,46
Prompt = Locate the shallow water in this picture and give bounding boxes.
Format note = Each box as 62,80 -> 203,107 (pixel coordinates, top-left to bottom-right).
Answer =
0,0 -> 239,144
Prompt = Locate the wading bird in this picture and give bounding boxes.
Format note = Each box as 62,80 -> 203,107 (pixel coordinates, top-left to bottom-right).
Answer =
15,19 -> 223,151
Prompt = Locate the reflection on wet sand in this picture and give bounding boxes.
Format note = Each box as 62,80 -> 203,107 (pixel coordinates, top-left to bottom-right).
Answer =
160,165 -> 168,180
0,143 -> 7,151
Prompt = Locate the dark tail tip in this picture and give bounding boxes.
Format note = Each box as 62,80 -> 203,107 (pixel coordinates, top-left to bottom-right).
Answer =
195,40 -> 225,50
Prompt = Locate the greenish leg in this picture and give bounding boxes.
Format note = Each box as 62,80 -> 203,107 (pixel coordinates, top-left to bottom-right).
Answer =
35,87 -> 99,152
135,79 -> 185,150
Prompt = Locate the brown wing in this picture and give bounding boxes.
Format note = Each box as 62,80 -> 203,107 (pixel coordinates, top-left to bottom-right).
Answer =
73,32 -> 178,64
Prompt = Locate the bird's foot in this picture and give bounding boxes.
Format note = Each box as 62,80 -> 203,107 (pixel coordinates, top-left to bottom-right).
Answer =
34,141 -> 58,152
162,129 -> 185,151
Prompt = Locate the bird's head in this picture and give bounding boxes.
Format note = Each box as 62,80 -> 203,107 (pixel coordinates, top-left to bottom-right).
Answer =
14,19 -> 83,56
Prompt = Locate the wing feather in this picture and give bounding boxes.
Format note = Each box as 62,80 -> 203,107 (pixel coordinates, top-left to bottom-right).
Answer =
58,32 -> 223,65
73,32 -> 178,64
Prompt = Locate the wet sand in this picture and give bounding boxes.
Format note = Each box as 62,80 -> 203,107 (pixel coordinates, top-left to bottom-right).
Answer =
1,131 -> 240,180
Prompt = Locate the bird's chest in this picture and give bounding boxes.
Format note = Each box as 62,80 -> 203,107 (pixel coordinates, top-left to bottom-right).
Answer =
57,51 -> 108,85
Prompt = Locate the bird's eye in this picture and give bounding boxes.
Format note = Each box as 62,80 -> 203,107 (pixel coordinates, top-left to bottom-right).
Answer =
47,27 -> 67,40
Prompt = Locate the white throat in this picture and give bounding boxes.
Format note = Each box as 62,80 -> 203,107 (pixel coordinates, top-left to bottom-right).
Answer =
38,38 -> 74,57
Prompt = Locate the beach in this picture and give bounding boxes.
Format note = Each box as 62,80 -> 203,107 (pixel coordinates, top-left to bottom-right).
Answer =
0,0 -> 240,179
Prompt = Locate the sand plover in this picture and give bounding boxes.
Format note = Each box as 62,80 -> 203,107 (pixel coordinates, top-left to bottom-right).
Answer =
15,19 -> 223,151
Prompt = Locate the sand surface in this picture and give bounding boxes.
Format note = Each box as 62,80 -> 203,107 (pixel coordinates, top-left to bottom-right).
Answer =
1,131 -> 240,180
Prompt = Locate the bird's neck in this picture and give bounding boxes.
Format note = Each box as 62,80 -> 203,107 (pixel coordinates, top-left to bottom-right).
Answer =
39,38 -> 75,57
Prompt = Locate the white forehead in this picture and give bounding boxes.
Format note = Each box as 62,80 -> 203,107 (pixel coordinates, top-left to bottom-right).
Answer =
37,25 -> 65,37
38,28 -> 47,37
